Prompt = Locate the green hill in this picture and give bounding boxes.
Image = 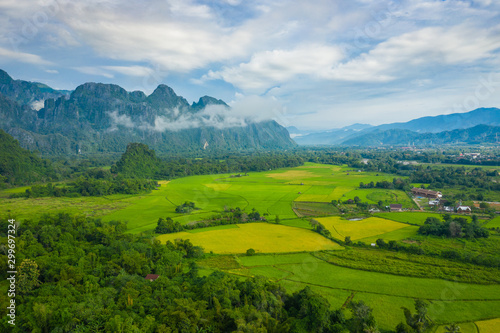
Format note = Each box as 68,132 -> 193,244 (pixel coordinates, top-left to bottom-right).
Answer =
0,129 -> 55,186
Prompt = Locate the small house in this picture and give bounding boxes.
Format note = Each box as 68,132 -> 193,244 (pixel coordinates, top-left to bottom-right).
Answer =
411,188 -> 442,199
145,274 -> 160,281
390,204 -> 403,212
456,205 -> 472,213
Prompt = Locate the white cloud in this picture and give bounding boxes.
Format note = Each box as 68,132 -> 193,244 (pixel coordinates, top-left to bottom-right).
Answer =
107,110 -> 135,130
31,100 -> 44,110
204,45 -> 345,91
0,46 -> 52,65
327,24 -> 500,82
53,1 -> 253,73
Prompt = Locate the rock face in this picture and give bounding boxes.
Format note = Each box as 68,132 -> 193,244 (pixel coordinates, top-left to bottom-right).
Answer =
0,70 -> 295,155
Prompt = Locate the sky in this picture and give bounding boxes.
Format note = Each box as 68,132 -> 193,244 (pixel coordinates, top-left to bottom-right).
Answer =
1,0 -> 500,130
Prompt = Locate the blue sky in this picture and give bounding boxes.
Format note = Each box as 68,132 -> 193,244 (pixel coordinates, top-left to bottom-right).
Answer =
1,0 -> 499,130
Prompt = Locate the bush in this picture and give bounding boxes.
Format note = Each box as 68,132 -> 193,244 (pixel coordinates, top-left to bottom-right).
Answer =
246,248 -> 256,256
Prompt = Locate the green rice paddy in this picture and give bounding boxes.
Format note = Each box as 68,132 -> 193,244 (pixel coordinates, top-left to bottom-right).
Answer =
212,252 -> 500,331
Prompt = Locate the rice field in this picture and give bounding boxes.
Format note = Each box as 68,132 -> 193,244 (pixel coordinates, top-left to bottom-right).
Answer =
156,223 -> 343,254
208,252 -> 500,331
475,318 -> 500,333
97,162 -> 413,233
315,216 -> 412,241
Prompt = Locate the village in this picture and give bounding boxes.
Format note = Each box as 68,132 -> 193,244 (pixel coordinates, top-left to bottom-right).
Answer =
410,187 -> 472,213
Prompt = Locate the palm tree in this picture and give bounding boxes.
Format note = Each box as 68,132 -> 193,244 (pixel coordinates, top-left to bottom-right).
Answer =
444,323 -> 461,333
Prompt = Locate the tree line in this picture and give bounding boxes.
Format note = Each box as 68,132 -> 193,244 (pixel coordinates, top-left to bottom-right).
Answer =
418,215 -> 489,239
155,207 -> 267,234
9,172 -> 157,198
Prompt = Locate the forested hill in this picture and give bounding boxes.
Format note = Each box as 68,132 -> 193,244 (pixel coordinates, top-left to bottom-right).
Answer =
0,69 -> 295,155
342,124 -> 500,146
0,129 -> 55,186
111,142 -> 304,179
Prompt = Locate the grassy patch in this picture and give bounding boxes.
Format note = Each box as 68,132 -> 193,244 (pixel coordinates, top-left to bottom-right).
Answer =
292,201 -> 339,217
198,255 -> 241,270
485,216 -> 500,228
375,212 -> 472,226
238,252 -> 315,267
186,224 -> 239,233
0,194 -> 132,221
435,322 -> 478,333
278,218 -> 313,229
156,223 -> 343,254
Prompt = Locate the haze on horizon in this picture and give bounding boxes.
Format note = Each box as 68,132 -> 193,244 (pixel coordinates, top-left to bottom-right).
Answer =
1,0 -> 499,130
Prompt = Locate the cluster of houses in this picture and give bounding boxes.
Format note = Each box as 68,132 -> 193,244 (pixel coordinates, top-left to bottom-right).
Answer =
411,188 -> 471,213
381,188 -> 473,213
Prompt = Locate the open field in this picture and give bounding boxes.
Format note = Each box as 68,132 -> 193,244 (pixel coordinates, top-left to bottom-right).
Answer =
0,163 -> 414,234
209,252 -> 500,331
485,216 -> 500,228
316,216 -> 412,241
0,193 -> 133,221
156,223 -> 343,254
358,226 -> 419,243
98,162 -> 412,233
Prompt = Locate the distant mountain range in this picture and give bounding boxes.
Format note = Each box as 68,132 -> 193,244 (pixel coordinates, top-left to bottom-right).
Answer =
293,108 -> 500,146
0,69 -> 295,155
289,123 -> 373,144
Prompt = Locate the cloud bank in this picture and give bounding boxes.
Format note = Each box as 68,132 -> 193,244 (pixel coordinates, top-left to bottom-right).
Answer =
107,95 -> 285,132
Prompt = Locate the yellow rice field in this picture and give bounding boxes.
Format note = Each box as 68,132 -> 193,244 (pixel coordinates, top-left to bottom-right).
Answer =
475,318 -> 500,333
316,216 -> 409,240
156,223 -> 342,254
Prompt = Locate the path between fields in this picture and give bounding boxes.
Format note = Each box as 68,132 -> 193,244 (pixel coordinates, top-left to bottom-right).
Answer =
412,197 -> 424,211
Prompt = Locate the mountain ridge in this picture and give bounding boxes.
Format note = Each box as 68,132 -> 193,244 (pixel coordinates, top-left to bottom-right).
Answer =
294,108 -> 500,146
0,69 -> 295,155
342,124 -> 500,146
